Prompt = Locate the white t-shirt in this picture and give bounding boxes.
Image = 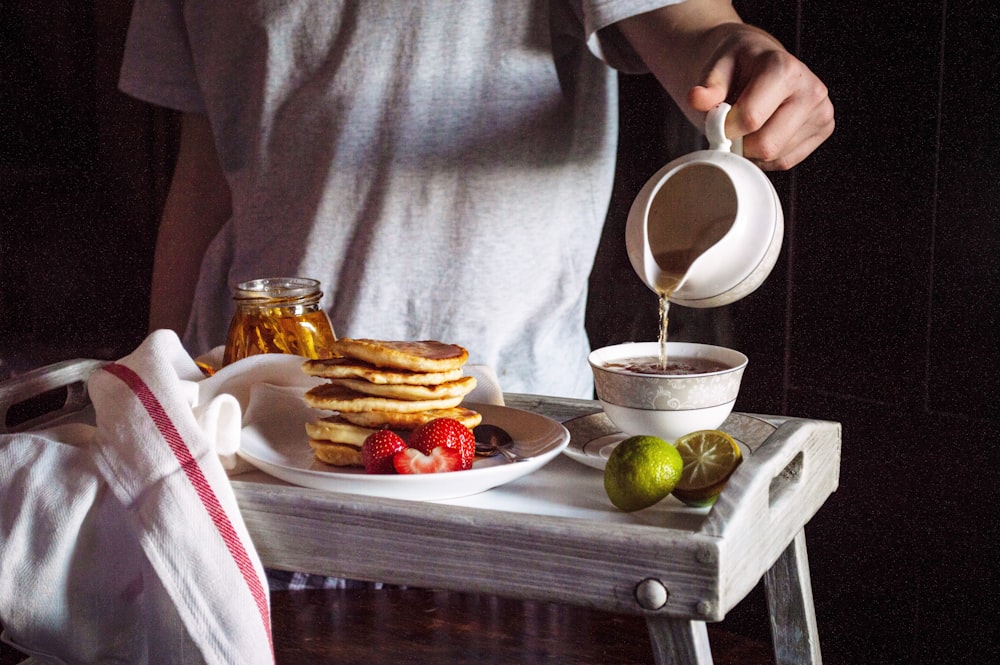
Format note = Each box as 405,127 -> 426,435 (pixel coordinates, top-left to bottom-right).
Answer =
120,0 -> 681,398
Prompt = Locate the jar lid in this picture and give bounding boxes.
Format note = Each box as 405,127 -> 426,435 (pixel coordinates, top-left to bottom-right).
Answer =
232,277 -> 321,303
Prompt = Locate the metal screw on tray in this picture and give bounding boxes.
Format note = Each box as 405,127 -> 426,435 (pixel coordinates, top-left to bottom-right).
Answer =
474,424 -> 528,463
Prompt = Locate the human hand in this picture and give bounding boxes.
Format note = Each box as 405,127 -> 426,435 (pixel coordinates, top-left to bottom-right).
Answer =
687,24 -> 834,170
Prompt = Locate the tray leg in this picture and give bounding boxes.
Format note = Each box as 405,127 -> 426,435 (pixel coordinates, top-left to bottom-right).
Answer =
645,616 -> 714,665
764,528 -> 823,665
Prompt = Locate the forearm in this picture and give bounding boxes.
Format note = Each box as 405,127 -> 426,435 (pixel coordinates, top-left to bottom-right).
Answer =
616,0 -> 744,121
148,113 -> 231,335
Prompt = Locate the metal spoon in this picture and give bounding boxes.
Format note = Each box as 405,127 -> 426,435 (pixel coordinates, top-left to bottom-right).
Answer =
474,424 -> 528,463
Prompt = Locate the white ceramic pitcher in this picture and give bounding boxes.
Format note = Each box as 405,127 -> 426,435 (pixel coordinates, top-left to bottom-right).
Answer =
625,103 -> 784,307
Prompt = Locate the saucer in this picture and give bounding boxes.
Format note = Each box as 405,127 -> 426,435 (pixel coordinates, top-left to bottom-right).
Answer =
562,411 -> 778,471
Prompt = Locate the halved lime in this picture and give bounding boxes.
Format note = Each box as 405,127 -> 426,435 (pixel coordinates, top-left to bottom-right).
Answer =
672,430 -> 742,507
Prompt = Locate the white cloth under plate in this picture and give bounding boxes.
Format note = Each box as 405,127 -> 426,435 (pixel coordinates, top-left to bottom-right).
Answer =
195,350 -> 503,477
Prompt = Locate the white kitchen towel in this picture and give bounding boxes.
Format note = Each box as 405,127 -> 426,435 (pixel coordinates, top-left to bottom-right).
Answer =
0,330 -> 273,664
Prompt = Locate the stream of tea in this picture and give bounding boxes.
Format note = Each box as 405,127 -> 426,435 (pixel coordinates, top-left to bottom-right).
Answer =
606,288 -> 723,376
658,289 -> 673,368
610,275 -> 690,375
618,253 -> 724,376
653,255 -> 686,371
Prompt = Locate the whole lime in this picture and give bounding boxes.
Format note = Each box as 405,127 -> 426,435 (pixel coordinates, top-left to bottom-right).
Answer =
603,435 -> 683,512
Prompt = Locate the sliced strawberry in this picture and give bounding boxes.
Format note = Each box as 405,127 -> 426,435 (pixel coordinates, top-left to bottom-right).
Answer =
408,418 -> 476,470
392,446 -> 463,474
362,429 -> 407,474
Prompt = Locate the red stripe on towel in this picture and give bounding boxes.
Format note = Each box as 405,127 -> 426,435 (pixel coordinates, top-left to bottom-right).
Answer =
104,362 -> 273,656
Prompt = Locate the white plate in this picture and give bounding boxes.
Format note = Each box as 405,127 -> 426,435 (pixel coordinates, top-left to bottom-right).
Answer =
562,411 -> 777,471
239,401 -> 569,501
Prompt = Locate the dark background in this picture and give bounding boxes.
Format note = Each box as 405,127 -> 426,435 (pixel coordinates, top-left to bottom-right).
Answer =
2,2 -> 997,663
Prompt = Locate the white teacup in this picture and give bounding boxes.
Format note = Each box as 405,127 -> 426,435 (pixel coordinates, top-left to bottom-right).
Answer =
588,342 -> 748,442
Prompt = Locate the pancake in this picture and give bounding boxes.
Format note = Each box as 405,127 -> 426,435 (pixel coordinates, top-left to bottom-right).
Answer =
304,382 -> 464,413
302,357 -> 463,385
305,415 -> 379,446
302,338 -> 481,466
327,338 -> 469,372
308,439 -> 363,467
339,406 -> 483,430
323,375 -> 476,401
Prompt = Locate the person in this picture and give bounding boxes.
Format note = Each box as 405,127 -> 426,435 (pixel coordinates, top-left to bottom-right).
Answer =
120,0 -> 833,399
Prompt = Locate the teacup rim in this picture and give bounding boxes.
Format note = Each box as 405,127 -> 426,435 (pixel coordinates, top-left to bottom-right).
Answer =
588,341 -> 748,378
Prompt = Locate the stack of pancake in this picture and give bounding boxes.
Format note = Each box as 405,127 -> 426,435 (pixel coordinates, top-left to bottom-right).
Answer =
302,338 -> 481,466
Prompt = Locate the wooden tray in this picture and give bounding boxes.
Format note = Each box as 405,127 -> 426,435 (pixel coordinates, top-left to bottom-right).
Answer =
1,359 -> 841,664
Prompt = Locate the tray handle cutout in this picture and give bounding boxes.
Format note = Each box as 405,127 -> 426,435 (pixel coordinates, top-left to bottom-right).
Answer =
0,359 -> 106,434
769,451 -> 803,508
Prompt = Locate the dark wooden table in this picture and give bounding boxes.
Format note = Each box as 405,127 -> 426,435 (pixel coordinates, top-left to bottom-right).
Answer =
269,587 -> 774,664
2,588 -> 772,664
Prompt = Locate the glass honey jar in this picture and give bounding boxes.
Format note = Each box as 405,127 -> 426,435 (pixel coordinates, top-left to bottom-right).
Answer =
222,277 -> 337,366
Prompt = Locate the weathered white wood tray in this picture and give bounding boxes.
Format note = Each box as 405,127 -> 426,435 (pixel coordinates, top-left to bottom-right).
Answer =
1,360 -> 841,665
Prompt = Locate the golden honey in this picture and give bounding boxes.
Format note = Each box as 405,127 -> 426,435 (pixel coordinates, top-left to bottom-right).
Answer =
222,277 -> 337,366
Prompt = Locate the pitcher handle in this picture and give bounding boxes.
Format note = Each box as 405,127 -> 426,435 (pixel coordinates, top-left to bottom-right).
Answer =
705,102 -> 744,157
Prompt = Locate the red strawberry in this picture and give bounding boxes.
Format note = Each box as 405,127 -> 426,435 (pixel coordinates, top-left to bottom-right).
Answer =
393,446 -> 463,474
362,430 -> 407,474
408,418 -> 476,470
